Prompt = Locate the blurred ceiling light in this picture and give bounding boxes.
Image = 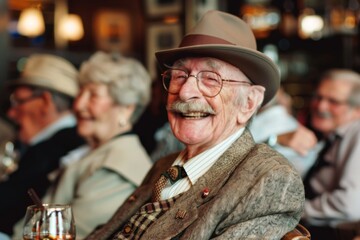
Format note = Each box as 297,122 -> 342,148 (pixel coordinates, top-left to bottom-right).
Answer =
58,14 -> 84,41
241,4 -> 280,38
163,16 -> 179,24
298,9 -> 324,39
344,10 -> 356,29
17,8 -> 45,37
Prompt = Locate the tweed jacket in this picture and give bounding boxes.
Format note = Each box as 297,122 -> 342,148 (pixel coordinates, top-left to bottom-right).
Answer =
86,129 -> 305,240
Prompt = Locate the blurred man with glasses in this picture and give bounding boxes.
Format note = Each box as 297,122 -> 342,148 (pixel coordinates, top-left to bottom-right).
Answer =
0,54 -> 85,237
301,69 -> 360,239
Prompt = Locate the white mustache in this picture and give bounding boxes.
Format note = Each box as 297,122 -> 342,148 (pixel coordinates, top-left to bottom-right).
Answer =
167,100 -> 216,115
315,111 -> 333,119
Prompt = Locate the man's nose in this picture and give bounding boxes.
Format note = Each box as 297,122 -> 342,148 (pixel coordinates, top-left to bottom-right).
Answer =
73,93 -> 88,111
178,75 -> 202,99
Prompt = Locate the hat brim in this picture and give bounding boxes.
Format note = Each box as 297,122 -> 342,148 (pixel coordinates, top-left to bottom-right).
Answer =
155,44 -> 280,105
7,76 -> 76,98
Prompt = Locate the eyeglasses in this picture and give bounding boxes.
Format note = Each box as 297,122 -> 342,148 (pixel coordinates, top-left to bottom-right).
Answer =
312,94 -> 349,107
161,68 -> 253,98
9,93 -> 42,107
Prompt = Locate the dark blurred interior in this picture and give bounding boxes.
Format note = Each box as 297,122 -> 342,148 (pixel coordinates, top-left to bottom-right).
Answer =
0,0 -> 359,152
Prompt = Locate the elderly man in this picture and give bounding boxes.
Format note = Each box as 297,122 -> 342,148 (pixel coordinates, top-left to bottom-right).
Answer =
301,69 -> 360,239
86,10 -> 304,240
0,54 -> 85,236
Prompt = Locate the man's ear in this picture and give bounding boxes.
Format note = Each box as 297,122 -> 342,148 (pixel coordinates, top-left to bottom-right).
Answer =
237,85 -> 265,124
38,91 -> 57,116
353,106 -> 360,118
41,91 -> 53,108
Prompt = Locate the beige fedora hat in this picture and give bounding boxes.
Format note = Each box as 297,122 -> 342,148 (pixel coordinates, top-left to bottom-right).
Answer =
11,54 -> 79,98
155,10 -> 280,105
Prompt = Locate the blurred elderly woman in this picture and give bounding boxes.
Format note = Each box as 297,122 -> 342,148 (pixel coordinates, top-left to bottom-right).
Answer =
13,51 -> 153,239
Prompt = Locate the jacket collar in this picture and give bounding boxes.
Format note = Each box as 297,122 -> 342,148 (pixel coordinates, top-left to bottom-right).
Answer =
86,134 -> 152,186
143,128 -> 256,239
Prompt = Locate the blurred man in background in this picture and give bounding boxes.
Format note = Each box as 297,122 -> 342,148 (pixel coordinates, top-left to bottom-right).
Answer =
301,69 -> 360,239
0,54 -> 85,236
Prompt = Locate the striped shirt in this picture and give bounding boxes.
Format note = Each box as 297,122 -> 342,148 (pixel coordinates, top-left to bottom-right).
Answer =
160,127 -> 245,200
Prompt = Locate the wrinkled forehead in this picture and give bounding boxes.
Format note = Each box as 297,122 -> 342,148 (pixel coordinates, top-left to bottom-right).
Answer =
318,78 -> 353,94
173,57 -> 223,68
172,57 -> 249,80
316,80 -> 356,107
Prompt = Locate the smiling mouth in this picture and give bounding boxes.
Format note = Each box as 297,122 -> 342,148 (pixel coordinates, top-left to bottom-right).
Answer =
77,116 -> 94,122
76,112 -> 92,120
315,111 -> 332,119
168,100 -> 215,119
178,112 -> 211,119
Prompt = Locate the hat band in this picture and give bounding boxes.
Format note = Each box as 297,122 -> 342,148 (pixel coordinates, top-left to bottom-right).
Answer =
179,34 -> 234,48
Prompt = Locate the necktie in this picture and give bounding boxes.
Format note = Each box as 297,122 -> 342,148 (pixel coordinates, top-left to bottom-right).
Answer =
303,135 -> 337,199
152,165 -> 187,202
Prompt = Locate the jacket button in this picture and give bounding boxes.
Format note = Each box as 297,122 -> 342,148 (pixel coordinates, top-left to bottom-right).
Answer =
123,224 -> 132,235
128,195 -> 136,202
175,209 -> 187,219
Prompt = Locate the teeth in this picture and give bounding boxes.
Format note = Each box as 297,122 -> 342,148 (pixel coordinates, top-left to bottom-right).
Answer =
182,112 -> 209,118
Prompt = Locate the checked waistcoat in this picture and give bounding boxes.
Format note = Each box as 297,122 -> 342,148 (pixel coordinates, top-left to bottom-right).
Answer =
113,165 -> 187,239
113,195 -> 181,240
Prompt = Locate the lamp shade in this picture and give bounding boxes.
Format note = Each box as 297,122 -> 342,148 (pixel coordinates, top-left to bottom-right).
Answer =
298,8 -> 324,39
17,8 -> 45,37
58,14 -> 84,41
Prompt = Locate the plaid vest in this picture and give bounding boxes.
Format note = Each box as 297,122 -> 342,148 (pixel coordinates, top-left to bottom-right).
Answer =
113,195 -> 181,240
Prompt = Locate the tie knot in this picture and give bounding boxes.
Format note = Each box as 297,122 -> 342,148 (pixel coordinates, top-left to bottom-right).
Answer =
162,165 -> 187,185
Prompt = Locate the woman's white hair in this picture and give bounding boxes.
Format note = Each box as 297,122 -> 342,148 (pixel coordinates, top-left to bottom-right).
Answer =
79,51 -> 151,124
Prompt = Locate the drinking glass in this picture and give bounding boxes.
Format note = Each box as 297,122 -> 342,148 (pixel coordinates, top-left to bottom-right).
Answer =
0,141 -> 18,182
23,204 -> 76,240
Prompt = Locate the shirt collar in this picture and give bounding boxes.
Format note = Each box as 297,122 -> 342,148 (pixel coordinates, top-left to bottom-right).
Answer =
29,114 -> 77,146
173,127 -> 245,185
331,120 -> 360,141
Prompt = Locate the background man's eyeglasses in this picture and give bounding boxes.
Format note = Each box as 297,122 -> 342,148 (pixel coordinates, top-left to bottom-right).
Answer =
312,94 -> 350,107
10,93 -> 43,107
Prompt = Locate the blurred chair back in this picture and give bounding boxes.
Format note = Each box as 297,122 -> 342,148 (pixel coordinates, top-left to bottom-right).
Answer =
281,224 -> 311,240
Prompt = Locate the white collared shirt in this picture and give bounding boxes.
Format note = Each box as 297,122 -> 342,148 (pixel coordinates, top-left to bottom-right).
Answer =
160,127 -> 245,200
